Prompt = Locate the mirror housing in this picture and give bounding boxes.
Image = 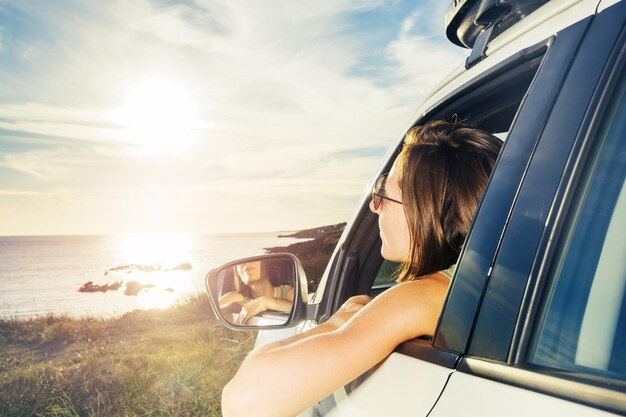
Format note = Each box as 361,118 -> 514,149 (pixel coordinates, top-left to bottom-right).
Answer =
205,253 -> 309,331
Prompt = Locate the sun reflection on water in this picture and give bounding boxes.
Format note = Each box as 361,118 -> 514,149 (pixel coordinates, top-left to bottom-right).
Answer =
136,287 -> 179,310
113,233 -> 195,310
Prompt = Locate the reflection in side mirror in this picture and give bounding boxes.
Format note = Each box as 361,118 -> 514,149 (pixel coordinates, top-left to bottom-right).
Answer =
206,253 -> 308,330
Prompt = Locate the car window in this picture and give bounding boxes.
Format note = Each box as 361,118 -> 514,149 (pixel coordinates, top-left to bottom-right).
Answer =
366,55 -> 540,296
372,259 -> 401,288
528,73 -> 626,381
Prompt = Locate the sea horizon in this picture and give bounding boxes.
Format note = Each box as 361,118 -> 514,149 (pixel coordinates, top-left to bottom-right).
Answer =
0,232 -> 308,320
0,229 -> 304,238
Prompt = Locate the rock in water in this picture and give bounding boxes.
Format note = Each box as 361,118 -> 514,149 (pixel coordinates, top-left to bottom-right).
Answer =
124,281 -> 156,296
172,262 -> 192,271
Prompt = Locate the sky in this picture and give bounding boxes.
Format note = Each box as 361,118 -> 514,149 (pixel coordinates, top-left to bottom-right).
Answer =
0,0 -> 467,236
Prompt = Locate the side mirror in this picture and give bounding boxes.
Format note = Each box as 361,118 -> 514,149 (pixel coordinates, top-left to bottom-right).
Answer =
205,253 -> 309,330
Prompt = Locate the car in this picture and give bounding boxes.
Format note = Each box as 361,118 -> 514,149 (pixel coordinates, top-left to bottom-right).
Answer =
206,0 -> 626,415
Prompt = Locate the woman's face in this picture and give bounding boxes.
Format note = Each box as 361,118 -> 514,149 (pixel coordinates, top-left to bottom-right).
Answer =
240,261 -> 262,284
369,158 -> 411,262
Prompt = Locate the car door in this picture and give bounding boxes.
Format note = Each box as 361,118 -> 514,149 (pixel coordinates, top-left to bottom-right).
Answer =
430,2 -> 626,416
302,4 -> 600,416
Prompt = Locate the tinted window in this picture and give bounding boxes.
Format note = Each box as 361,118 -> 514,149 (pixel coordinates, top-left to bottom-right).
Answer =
529,74 -> 626,380
372,260 -> 400,287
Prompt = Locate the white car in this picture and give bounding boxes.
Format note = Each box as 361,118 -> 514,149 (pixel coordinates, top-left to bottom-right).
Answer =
207,0 -> 626,415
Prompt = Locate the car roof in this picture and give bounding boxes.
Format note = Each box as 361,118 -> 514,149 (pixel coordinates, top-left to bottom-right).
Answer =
417,0 -> 600,120
445,0 -> 550,49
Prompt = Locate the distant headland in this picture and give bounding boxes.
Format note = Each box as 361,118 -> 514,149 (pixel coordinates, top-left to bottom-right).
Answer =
266,222 -> 346,293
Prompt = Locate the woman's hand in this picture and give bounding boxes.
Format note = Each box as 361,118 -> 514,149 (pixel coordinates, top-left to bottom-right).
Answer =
218,291 -> 248,309
324,295 -> 372,330
238,297 -> 269,324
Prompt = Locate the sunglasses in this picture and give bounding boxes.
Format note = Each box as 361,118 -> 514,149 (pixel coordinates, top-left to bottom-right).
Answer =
371,173 -> 403,210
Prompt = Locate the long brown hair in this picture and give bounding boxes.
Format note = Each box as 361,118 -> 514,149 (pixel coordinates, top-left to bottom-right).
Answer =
234,266 -> 254,299
396,120 -> 502,282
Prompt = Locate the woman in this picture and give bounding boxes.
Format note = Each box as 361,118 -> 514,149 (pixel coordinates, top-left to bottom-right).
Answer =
222,120 -> 502,417
218,260 -> 295,324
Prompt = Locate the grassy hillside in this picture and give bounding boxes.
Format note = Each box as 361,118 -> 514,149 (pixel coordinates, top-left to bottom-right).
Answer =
0,223 -> 345,416
0,296 -> 253,416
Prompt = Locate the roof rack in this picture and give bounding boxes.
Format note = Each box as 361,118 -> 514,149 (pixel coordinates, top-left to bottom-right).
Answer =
445,0 -> 549,67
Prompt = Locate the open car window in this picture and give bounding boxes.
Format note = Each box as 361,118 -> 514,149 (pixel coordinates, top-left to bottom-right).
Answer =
367,51 -> 543,296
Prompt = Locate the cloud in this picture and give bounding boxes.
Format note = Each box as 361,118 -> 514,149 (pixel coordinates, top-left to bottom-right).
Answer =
384,6 -> 467,101
0,147 -> 83,181
0,187 -> 69,198
329,146 -> 390,159
0,0 -> 470,234
112,0 -> 229,49
0,189 -> 44,196
0,103 -> 126,148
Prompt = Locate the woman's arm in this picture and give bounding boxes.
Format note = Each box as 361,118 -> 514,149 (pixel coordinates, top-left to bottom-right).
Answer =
238,295 -> 294,324
219,291 -> 248,309
238,286 -> 297,323
222,273 -> 450,417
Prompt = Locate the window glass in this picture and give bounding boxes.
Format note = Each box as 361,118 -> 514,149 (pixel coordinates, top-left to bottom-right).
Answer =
493,131 -> 509,142
372,259 -> 400,287
529,74 -> 626,380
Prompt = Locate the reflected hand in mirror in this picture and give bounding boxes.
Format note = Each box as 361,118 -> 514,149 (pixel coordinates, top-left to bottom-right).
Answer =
216,259 -> 295,325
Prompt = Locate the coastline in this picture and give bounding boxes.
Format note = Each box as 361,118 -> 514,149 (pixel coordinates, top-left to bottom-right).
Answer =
0,231 -> 314,320
266,222 -> 345,293
0,223 -> 345,416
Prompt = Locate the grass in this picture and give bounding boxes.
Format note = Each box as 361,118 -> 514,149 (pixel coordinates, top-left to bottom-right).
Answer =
0,223 -> 345,416
0,296 -> 254,416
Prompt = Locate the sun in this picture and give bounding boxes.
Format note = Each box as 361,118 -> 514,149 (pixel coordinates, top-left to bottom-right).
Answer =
118,77 -> 196,153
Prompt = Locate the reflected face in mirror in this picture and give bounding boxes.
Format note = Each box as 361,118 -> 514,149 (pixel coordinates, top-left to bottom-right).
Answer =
215,258 -> 296,326
237,261 -> 262,285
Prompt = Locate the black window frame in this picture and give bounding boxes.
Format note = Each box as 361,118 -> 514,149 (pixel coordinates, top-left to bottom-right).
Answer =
434,16 -> 593,355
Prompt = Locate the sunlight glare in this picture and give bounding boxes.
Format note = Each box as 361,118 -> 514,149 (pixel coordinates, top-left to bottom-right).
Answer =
136,287 -> 179,310
113,233 -> 196,311
116,233 -> 191,265
119,77 -> 196,153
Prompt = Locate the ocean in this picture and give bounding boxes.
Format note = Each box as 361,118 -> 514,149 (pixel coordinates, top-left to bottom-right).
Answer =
0,232 -> 306,319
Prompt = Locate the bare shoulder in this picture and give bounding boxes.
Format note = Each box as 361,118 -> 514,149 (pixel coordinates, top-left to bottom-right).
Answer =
382,272 -> 450,304
345,272 -> 450,343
